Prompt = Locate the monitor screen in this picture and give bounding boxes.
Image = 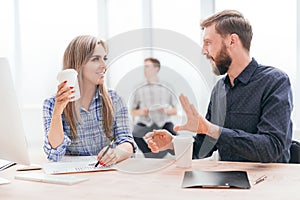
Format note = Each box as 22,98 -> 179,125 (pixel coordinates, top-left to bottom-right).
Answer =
0,57 -> 30,165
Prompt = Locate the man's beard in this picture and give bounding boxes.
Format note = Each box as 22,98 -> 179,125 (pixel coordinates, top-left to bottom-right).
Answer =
208,44 -> 232,75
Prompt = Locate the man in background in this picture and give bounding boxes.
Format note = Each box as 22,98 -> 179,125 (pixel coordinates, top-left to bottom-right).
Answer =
131,58 -> 177,158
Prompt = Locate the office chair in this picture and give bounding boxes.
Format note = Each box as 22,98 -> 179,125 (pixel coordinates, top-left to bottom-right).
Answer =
289,140 -> 300,164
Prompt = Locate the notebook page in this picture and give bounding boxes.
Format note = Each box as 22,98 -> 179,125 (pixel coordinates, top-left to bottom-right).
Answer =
43,161 -> 115,175
59,156 -> 98,163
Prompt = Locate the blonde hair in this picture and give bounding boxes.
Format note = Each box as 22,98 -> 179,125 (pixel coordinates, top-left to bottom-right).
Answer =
62,35 -> 114,139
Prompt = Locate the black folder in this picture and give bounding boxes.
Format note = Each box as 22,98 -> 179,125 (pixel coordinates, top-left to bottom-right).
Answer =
182,171 -> 251,189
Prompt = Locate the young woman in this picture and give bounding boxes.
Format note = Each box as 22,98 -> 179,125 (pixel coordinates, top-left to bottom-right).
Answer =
43,35 -> 136,166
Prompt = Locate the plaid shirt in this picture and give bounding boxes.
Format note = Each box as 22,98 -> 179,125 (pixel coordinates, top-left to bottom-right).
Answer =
43,89 -> 136,161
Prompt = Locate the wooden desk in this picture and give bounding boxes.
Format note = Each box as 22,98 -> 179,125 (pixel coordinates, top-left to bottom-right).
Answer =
0,158 -> 299,200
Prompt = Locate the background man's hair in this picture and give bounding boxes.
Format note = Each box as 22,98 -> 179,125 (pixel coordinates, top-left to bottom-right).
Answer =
144,57 -> 161,69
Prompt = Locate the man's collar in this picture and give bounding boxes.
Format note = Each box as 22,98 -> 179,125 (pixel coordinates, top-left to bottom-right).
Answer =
224,58 -> 258,85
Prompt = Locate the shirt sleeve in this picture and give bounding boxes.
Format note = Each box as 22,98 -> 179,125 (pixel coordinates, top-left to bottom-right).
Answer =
192,100 -> 218,159
217,73 -> 293,162
193,72 -> 293,163
111,91 -> 137,152
42,97 -> 71,161
217,75 -> 293,163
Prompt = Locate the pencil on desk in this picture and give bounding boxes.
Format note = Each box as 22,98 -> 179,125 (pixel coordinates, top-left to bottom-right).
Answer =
95,138 -> 115,167
253,175 -> 267,185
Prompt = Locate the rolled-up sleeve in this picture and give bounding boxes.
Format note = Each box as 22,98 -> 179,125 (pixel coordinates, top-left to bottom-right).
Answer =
110,90 -> 137,152
42,97 -> 71,161
43,135 -> 71,161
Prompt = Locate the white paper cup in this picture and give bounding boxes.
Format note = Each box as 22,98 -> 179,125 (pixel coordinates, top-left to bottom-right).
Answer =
172,135 -> 194,168
57,69 -> 80,101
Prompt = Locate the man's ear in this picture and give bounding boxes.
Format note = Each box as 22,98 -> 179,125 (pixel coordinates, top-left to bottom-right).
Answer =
156,67 -> 160,73
230,33 -> 239,46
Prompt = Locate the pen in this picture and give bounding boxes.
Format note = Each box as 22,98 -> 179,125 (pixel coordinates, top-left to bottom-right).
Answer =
253,175 -> 267,185
94,138 -> 115,167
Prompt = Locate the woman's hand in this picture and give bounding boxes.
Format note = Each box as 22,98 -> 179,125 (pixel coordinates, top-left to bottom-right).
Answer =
97,147 -> 118,167
97,142 -> 133,166
47,81 -> 75,148
53,81 -> 75,115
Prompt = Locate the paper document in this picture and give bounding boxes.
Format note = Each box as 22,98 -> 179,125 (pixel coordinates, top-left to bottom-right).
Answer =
43,161 -> 115,174
59,155 -> 98,163
15,172 -> 88,185
0,177 -> 11,185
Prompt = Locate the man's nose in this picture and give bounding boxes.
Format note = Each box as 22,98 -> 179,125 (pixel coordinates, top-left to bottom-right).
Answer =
202,46 -> 208,55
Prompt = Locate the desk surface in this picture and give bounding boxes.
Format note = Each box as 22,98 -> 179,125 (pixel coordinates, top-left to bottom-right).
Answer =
1,158 -> 300,200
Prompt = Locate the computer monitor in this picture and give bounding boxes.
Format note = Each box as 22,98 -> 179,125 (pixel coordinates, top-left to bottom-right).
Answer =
0,57 -> 30,165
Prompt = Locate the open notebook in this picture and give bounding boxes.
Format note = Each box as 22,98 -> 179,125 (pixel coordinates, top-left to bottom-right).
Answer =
43,156 -> 116,175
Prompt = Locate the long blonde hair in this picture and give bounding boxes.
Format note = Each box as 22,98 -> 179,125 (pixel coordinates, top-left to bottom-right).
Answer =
62,35 -> 114,139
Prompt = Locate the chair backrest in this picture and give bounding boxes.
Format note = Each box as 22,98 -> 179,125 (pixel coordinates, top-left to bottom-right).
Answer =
289,140 -> 300,164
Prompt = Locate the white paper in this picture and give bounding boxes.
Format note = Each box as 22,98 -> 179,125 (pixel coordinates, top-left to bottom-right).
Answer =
0,177 -> 11,185
43,160 -> 115,175
15,172 -> 88,185
59,155 -> 98,163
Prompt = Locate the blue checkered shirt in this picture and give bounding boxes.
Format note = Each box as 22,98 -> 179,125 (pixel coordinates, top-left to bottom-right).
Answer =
43,89 -> 136,161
